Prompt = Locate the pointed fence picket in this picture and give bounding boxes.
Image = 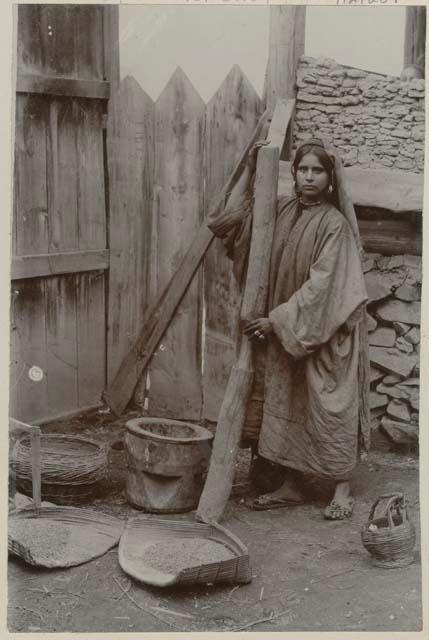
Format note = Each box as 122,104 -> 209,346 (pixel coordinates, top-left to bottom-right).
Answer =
107,76 -> 155,385
146,68 -> 206,420
203,66 -> 263,421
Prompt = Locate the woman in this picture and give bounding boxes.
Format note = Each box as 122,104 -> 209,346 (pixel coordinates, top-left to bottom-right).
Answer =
208,138 -> 370,520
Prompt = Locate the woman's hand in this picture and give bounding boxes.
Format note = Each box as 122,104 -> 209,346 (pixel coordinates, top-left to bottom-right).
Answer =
246,140 -> 270,173
243,317 -> 273,342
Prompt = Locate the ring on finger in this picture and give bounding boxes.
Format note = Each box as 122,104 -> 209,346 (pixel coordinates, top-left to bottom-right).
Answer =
258,334 -> 265,341
254,330 -> 261,337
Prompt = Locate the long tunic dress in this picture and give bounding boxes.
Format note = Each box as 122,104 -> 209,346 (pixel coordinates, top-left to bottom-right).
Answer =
209,195 -> 370,482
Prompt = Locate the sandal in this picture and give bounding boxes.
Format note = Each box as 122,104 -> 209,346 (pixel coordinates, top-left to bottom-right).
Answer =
248,493 -> 305,511
323,497 -> 354,520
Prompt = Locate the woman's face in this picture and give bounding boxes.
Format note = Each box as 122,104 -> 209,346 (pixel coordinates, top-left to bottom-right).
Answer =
295,152 -> 330,202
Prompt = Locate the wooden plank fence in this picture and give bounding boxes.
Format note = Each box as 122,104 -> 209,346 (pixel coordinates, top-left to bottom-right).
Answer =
11,4 -> 424,426
106,65 -> 265,422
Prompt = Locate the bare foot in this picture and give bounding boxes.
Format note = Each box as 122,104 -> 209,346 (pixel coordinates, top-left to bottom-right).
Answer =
324,481 -> 353,520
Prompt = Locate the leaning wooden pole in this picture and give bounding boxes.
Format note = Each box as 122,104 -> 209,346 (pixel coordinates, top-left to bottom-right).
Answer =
9,418 -> 42,509
403,6 -> 426,72
265,6 -> 306,112
196,144 -> 279,524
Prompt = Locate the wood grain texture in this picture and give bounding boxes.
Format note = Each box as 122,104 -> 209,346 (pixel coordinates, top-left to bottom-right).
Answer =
265,6 -> 306,111
403,7 -> 426,68
103,6 -> 120,91
45,276 -> 79,416
358,219 -> 422,256
11,250 -> 109,280
278,162 -> 424,213
10,280 -> 48,422
266,98 -> 295,155
17,5 -> 104,80
46,99 -> 79,252
8,420 -> 42,507
9,418 -> 41,434
240,146 -> 280,322
203,66 -> 263,422
148,68 -> 205,420
77,271 -> 106,407
77,101 -> 106,250
106,76 -> 154,384
197,339 -> 253,523
16,75 -> 110,100
14,95 -> 49,256
197,146 -> 279,524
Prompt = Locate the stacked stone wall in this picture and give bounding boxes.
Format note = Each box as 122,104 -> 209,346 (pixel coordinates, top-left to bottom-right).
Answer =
294,56 -> 425,173
365,254 -> 420,447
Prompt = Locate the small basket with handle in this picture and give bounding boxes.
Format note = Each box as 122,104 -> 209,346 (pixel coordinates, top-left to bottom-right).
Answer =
361,493 -> 416,568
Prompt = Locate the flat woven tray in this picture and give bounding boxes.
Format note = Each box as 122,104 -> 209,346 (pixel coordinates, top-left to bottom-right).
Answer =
119,516 -> 252,587
9,506 -> 124,568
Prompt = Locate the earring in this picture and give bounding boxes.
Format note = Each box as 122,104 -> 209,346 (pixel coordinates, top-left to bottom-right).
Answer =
328,184 -> 333,194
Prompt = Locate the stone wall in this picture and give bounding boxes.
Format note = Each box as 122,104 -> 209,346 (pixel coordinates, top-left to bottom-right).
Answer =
294,56 -> 425,173
365,254 -> 420,447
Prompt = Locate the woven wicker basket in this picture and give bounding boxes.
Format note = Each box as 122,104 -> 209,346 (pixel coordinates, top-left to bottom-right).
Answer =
361,493 -> 416,568
11,434 -> 108,504
119,516 -> 252,587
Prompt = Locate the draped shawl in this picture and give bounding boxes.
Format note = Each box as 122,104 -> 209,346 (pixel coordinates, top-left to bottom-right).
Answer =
209,195 -> 370,481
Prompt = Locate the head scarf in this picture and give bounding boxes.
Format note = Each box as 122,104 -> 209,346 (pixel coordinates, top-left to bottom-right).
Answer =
293,138 -> 363,255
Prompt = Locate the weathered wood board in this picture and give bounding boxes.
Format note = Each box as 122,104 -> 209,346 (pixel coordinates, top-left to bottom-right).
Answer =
358,219 -> 421,256
45,276 -> 79,416
77,272 -> 106,407
265,6 -> 306,110
77,101 -> 106,250
148,69 -> 205,420
11,5 -> 111,423
46,99 -> 79,252
203,66 -> 263,422
106,77 -> 154,384
17,5 -> 105,80
197,145 -> 280,523
12,250 -> 109,280
10,280 -> 48,422
14,95 -> 49,257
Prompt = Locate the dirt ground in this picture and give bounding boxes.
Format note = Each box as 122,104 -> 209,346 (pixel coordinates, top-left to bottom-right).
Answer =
8,409 -> 422,633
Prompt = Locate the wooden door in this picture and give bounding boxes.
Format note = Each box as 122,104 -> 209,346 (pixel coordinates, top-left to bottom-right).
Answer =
10,5 -> 118,424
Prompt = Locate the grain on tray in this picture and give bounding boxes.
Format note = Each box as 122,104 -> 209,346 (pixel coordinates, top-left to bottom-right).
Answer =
141,537 -> 235,574
9,519 -> 115,568
9,520 -> 71,567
